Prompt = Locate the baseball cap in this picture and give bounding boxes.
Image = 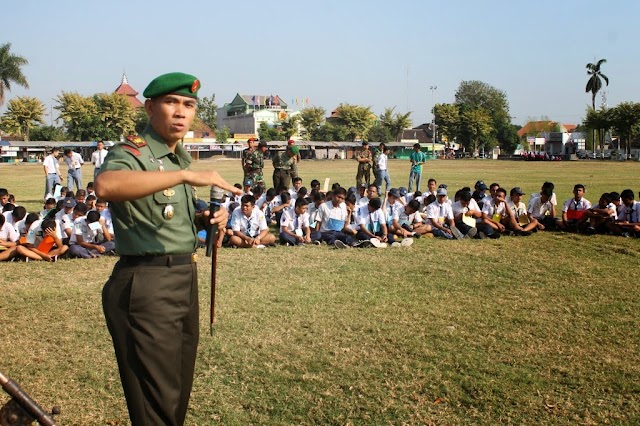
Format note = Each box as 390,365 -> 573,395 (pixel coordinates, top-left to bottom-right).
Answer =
348,186 -> 357,193
258,141 -> 267,148
436,188 -> 448,196
63,198 -> 76,208
358,183 -> 367,189
388,188 -> 400,198
510,187 -> 525,196
194,199 -> 208,212
398,187 -> 407,197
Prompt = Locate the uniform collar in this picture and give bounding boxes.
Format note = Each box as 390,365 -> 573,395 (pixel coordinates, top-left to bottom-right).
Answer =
141,125 -> 192,165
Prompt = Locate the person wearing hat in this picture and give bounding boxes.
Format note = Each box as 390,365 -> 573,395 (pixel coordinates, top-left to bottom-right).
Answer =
356,141 -> 373,187
96,72 -> 241,426
508,187 -> 538,234
287,139 -> 301,183
408,143 -> 426,192
425,187 -> 464,239
272,144 -> 299,190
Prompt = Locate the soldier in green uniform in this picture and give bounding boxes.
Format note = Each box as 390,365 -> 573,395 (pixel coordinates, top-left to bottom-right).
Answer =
272,144 -> 299,190
287,139 -> 300,182
96,72 -> 241,426
245,140 -> 268,189
242,137 -> 257,183
356,141 -> 373,187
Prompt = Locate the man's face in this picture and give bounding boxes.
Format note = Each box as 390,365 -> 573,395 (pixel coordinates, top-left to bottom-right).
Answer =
388,195 -> 397,205
146,94 -> 197,143
241,202 -> 254,217
97,142 -> 104,150
368,187 -> 378,198
295,205 -> 308,215
622,197 -> 634,207
363,144 -> 369,151
96,202 -> 107,212
358,187 -> 366,196
437,195 -> 447,204
66,152 -> 73,158
490,186 -> 499,198
574,188 -> 585,199
76,195 -> 86,203
511,193 -> 523,204
294,181 -> 302,190
332,193 -> 345,207
0,195 -> 7,206
52,150 -> 59,157
428,181 -> 436,192
45,202 -> 56,210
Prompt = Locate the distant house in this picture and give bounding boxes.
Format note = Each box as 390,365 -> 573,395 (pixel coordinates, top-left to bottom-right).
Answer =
401,124 -> 433,144
517,121 -> 575,138
519,121 -> 583,154
217,94 -> 295,137
114,73 -> 143,109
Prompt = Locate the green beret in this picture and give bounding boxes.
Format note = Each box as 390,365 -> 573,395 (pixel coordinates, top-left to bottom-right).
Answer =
143,72 -> 200,99
289,145 -> 300,155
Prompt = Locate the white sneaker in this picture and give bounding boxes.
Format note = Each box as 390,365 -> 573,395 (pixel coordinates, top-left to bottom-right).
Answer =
369,238 -> 387,248
401,238 -> 414,247
464,227 -> 478,239
256,244 -> 266,249
451,226 -> 464,240
334,240 -> 349,249
391,242 -> 401,248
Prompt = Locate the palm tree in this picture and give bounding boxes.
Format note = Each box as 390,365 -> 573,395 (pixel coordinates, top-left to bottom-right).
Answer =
0,43 -> 29,107
585,59 -> 608,109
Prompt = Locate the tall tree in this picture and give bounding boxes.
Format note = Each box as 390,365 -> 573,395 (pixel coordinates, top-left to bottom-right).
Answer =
0,43 -> 29,107
583,107 -> 612,152
609,102 -> 640,158
30,125 -> 66,141
197,94 -> 217,130
460,108 -> 492,153
433,103 -> 460,143
0,96 -> 44,140
367,123 -> 393,143
299,106 -> 326,140
216,126 -> 230,144
94,92 -> 137,139
379,107 -> 412,141
280,114 -> 300,139
585,59 -> 609,110
334,103 -> 375,141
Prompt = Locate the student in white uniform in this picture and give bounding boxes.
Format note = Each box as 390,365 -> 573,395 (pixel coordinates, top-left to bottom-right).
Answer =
229,194 -> 276,248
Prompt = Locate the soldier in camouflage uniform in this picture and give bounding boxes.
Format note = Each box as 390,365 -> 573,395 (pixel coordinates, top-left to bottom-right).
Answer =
245,141 -> 268,189
287,140 -> 300,182
355,141 -> 373,187
272,145 -> 299,190
242,137 -> 257,183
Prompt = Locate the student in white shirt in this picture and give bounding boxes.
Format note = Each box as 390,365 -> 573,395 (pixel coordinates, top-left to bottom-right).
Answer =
503,187 -> 535,235
289,177 -> 303,200
229,194 -> 276,248
479,187 -> 510,237
527,187 -> 556,230
426,188 -> 463,239
315,187 -> 356,248
582,192 -> 617,234
559,184 -> 592,232
68,208 -> 114,258
375,146 -> 391,195
279,197 -> 320,245
91,141 -> 108,179
0,214 -> 43,262
43,147 -> 61,199
615,189 -> 640,237
451,190 -> 481,238
355,197 -> 393,247
63,149 -> 84,192
394,199 -> 431,238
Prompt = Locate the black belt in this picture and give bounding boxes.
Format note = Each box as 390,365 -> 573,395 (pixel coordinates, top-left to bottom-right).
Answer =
119,253 -> 197,267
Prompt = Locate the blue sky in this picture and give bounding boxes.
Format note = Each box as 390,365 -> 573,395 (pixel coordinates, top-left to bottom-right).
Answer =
3,0 -> 638,127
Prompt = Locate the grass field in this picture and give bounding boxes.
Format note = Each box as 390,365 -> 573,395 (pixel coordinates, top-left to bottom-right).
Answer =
1,158 -> 639,425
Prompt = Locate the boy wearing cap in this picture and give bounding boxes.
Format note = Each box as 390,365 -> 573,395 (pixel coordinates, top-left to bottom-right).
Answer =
426,188 -> 463,239
408,143 -> 426,192
97,72 -> 239,426
506,187 -> 536,235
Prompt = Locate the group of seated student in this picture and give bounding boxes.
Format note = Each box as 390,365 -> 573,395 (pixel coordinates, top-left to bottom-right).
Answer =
0,183 -> 115,262
204,177 -> 640,248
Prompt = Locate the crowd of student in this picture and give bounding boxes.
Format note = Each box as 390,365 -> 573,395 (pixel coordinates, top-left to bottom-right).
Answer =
1,177 -> 638,261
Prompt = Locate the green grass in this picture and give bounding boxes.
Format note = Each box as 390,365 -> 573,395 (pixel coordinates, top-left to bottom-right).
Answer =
1,158 -> 639,425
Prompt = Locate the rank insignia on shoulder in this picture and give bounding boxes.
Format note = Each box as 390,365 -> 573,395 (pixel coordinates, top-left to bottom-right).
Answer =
126,135 -> 148,148
121,145 -> 141,156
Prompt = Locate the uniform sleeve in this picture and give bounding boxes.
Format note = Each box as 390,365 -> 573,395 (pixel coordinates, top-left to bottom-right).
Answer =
257,211 -> 268,231
100,144 -> 142,172
230,211 -> 241,232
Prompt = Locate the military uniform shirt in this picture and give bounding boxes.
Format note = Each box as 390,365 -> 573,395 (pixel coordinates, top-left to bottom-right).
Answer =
272,152 -> 294,170
100,126 -> 197,255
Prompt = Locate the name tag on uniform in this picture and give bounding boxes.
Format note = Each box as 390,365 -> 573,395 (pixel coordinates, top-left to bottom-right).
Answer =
438,217 -> 445,224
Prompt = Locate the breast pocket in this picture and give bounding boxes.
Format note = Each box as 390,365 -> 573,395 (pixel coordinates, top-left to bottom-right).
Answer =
153,188 -> 182,225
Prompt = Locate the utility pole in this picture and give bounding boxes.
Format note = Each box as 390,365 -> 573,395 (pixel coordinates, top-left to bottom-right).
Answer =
429,86 -> 437,158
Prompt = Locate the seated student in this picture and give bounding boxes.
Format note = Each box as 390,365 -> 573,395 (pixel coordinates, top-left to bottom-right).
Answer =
393,199 -> 431,238
609,191 -> 623,219
241,179 -> 254,197
479,188 -> 510,238
425,178 -> 437,198
86,182 -> 95,198
2,203 -> 15,225
315,187 -> 357,248
385,189 -> 423,239
451,190 -> 480,238
582,193 -> 617,234
69,205 -> 115,258
55,197 -> 76,242
487,183 -> 500,202
0,188 -> 9,213
426,188 -> 463,239
355,197 -> 398,248
614,189 -> 640,237
472,180 -> 489,205
558,184 -> 592,232
309,179 -> 322,195
95,198 -> 114,239
39,198 -> 58,220
229,194 -> 276,248
343,193 -> 361,240
0,214 -> 41,261
85,194 -> 97,210
9,205 -> 27,234
289,177 -> 303,200
271,191 -> 292,226
8,194 -> 17,206
355,183 -> 368,207
505,187 -> 536,235
75,189 -> 87,204
530,181 -> 558,208
23,217 -> 69,261
297,186 -> 308,202
279,197 -> 321,246
527,186 -> 556,230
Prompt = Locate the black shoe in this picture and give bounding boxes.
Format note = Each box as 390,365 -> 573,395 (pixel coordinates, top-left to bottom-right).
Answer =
488,232 -> 501,239
516,229 -> 532,236
477,231 -> 487,239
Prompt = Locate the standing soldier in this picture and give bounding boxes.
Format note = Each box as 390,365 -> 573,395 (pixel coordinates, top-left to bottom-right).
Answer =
272,144 -> 299,190
355,141 -> 373,187
242,137 -> 257,183
287,139 -> 300,182
97,72 -> 240,426
245,140 -> 268,189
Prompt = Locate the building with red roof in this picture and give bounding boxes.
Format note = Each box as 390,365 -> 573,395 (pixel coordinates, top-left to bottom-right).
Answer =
114,73 -> 143,108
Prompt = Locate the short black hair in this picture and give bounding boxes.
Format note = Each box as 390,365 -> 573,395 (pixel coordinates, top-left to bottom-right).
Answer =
368,197 -> 382,210
74,202 -> 88,214
241,194 -> 256,206
541,187 -> 553,198
620,189 -> 635,200
459,191 -> 472,202
280,192 -> 291,204
12,206 -> 26,221
294,197 -> 308,208
407,199 -> 421,211
345,193 -> 357,205
2,203 -> 14,213
542,181 -> 555,191
609,192 -> 620,201
41,218 -> 57,231
0,188 -> 8,197
86,210 -> 100,223
310,179 -> 320,187
333,187 -> 347,197
574,184 -> 585,191
25,213 -> 39,227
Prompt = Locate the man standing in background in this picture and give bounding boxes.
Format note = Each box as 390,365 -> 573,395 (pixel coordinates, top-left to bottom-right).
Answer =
63,148 -> 84,192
